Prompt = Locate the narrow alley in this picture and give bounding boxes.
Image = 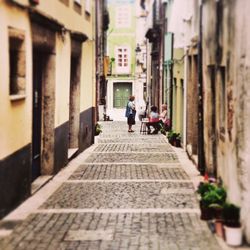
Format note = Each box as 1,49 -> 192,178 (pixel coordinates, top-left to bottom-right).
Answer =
0,122 -> 223,250
1,0 -> 250,248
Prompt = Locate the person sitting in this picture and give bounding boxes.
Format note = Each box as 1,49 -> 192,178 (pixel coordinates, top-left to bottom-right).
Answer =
159,104 -> 171,131
146,106 -> 161,134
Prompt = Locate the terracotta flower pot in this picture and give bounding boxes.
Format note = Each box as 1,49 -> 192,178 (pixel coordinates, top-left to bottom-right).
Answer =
215,220 -> 224,238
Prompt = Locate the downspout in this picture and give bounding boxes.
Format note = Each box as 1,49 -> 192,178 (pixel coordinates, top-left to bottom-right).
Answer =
183,51 -> 188,148
162,1 -> 167,105
147,41 -> 152,108
95,0 -> 99,122
169,34 -> 174,130
159,0 -> 164,108
197,0 -> 205,175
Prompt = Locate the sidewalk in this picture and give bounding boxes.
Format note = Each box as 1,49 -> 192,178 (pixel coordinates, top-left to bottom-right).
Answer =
0,121 -> 248,249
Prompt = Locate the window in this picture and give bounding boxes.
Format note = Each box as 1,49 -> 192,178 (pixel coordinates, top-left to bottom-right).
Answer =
115,46 -> 130,74
85,0 -> 91,14
143,82 -> 147,100
217,67 -> 226,135
73,0 -> 82,14
8,27 -> 26,99
115,6 -> 131,28
59,0 -> 69,6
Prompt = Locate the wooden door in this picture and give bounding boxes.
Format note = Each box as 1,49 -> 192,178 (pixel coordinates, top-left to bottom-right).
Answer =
113,82 -> 132,108
32,51 -> 43,181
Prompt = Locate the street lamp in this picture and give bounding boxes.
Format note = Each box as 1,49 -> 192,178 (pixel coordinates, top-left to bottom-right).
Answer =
135,43 -> 142,53
135,43 -> 148,111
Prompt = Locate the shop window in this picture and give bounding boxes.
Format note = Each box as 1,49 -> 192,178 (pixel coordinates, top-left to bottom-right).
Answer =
8,27 -> 26,100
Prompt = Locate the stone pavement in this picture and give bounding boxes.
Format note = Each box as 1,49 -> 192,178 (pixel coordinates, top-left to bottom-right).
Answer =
0,121 -> 235,250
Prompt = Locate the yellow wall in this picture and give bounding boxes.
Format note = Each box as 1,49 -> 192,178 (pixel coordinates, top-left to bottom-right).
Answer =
15,0 -> 93,37
0,3 -> 32,159
173,48 -> 184,134
0,0 -> 96,158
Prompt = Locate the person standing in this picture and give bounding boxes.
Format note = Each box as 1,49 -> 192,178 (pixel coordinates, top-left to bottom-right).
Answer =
125,96 -> 136,132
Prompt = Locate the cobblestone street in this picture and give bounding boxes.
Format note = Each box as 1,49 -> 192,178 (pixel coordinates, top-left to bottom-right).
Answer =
0,122 -> 225,250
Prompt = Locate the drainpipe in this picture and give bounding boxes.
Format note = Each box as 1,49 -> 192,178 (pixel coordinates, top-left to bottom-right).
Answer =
183,51 -> 188,149
169,34 -> 174,130
197,0 -> 205,175
95,0 -> 99,123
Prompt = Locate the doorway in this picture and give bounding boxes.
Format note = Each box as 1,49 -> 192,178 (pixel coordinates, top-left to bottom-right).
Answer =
32,49 -> 55,179
113,82 -> 132,108
32,51 -> 43,181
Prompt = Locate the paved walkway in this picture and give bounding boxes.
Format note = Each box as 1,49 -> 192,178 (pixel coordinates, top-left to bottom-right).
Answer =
0,122 -> 232,250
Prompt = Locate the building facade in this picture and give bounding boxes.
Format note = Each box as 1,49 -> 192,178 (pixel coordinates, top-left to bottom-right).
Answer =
163,0 -> 186,141
95,0 -> 109,121
0,0 -> 96,218
145,0 -> 164,110
106,0 -> 145,118
201,0 -> 250,242
139,0 -> 250,243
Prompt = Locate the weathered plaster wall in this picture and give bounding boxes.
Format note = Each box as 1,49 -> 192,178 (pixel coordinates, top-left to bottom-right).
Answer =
234,0 -> 250,243
202,0 -> 250,242
202,0 -> 217,174
186,53 -> 198,155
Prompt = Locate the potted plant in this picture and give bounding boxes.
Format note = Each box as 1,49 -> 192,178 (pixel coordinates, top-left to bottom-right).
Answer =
223,203 -> 242,246
209,186 -> 227,217
167,130 -> 181,147
197,182 -> 215,197
197,183 -> 226,223
197,182 -> 216,220
199,188 -> 222,221
208,186 -> 227,238
95,123 -> 102,136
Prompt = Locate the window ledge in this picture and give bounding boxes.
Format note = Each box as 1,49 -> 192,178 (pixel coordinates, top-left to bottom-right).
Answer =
74,1 -> 81,7
10,94 -> 26,101
73,1 -> 82,15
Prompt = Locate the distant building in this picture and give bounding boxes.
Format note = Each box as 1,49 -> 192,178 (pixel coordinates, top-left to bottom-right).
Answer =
0,0 -> 96,218
145,0 -> 163,110
106,0 -> 145,119
95,0 -> 109,121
